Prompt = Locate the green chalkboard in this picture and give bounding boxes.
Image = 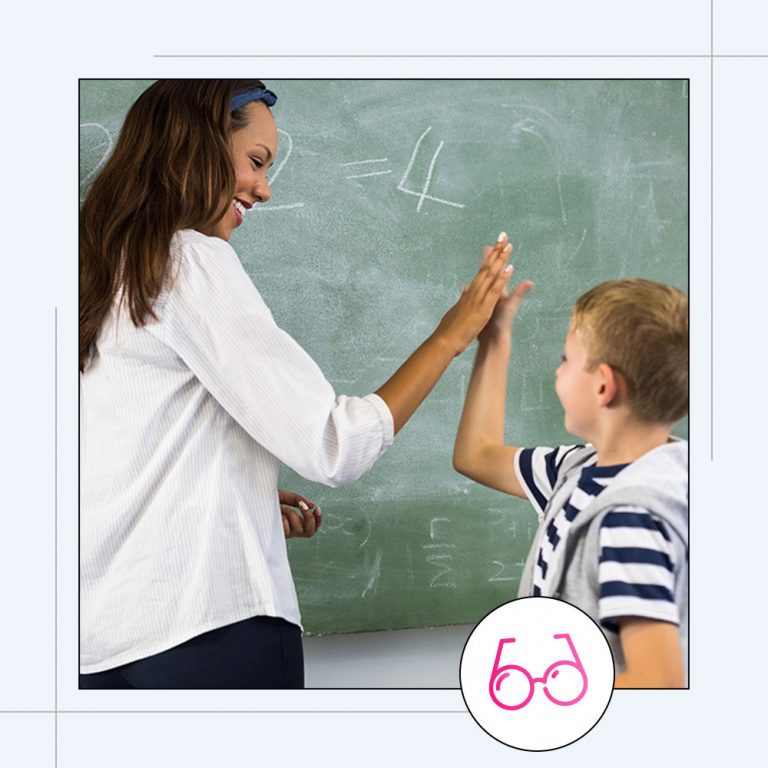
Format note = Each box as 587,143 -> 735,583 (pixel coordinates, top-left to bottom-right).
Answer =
80,79 -> 688,635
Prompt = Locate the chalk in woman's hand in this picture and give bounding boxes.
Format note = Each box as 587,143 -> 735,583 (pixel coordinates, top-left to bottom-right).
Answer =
298,500 -> 321,517
497,231 -> 507,243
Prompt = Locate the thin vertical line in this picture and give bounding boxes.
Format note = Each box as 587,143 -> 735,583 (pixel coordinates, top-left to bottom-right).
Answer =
54,306 -> 58,768
711,1 -> 715,460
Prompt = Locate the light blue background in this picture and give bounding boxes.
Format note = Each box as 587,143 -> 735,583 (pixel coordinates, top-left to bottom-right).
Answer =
1,1 -> 763,764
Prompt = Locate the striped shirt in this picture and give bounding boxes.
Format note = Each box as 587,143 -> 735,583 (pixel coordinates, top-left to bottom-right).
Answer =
80,229 -> 394,673
515,445 -> 680,630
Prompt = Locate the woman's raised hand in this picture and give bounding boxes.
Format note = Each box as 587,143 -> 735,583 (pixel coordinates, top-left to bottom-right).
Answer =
477,242 -> 535,344
374,233 -> 521,435
435,233 -> 515,356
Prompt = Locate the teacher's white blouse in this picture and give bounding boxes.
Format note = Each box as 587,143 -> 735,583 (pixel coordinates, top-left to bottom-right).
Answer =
80,229 -> 394,673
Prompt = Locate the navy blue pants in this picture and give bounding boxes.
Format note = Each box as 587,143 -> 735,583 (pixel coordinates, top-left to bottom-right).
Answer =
79,616 -> 304,689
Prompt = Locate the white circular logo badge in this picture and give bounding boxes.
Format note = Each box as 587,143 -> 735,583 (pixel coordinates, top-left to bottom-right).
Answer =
460,597 -> 615,751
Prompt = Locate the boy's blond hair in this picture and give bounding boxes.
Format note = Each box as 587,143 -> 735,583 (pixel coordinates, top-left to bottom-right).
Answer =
570,278 -> 688,424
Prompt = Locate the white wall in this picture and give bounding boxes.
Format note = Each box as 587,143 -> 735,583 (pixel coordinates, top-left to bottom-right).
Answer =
303,624 -> 474,688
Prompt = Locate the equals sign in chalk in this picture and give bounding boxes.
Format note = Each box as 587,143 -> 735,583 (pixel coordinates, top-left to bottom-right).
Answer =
341,158 -> 393,180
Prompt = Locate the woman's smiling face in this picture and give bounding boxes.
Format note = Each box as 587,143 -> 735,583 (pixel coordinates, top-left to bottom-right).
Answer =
199,100 -> 278,241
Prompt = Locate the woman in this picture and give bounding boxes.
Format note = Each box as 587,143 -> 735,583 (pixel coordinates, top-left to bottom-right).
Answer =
79,79 -> 513,688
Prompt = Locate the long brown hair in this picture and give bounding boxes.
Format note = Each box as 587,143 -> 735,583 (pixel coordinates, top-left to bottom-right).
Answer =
79,79 -> 270,371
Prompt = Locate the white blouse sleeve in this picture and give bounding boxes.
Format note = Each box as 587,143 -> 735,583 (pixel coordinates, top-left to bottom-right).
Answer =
148,231 -> 394,487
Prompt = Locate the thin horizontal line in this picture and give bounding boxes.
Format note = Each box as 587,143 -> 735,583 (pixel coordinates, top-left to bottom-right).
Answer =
256,203 -> 305,211
346,170 -> 393,179
340,159 -> 388,166
41,710 -> 469,715
154,53 -> 768,59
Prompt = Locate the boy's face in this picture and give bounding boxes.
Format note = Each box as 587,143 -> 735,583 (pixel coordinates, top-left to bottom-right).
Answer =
555,329 -> 602,440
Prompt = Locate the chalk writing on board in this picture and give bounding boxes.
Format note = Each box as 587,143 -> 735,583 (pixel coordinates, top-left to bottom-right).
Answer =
486,510 -> 521,585
361,550 -> 383,598
517,116 -> 567,227
358,508 -> 373,549
79,123 -> 113,201
316,507 -> 373,551
488,560 -> 517,583
521,371 -> 548,412
258,129 -> 305,212
399,127 -> 465,214
423,516 -> 457,589
639,179 -> 671,233
342,158 -> 393,180
567,229 -> 588,267
339,129 -> 465,214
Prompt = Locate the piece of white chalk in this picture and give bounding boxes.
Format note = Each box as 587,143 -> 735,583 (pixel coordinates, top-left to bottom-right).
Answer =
497,231 -> 507,243
298,500 -> 309,511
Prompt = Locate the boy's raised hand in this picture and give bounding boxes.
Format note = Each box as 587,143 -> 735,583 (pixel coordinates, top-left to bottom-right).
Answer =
451,235 -> 533,499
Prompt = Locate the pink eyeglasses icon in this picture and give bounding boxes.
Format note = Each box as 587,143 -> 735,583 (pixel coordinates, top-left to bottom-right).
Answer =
489,633 -> 588,710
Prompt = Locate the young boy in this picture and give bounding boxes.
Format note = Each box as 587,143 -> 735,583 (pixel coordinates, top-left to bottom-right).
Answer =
454,252 -> 688,688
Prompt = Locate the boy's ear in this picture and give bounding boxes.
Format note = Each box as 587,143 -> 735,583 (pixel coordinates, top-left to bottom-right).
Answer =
595,363 -> 620,407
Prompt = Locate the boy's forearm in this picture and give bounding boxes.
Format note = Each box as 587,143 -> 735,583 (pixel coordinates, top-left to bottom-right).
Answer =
452,265 -> 533,497
453,332 -> 513,469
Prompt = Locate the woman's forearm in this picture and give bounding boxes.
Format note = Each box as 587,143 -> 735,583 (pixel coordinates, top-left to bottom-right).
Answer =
375,237 -> 513,435
375,332 -> 457,435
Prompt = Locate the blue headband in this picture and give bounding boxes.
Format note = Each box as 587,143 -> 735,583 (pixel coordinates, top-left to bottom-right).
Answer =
231,87 -> 277,112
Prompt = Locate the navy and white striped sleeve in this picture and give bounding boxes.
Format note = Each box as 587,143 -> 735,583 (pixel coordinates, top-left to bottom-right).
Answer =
514,445 -> 584,518
598,505 -> 679,630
